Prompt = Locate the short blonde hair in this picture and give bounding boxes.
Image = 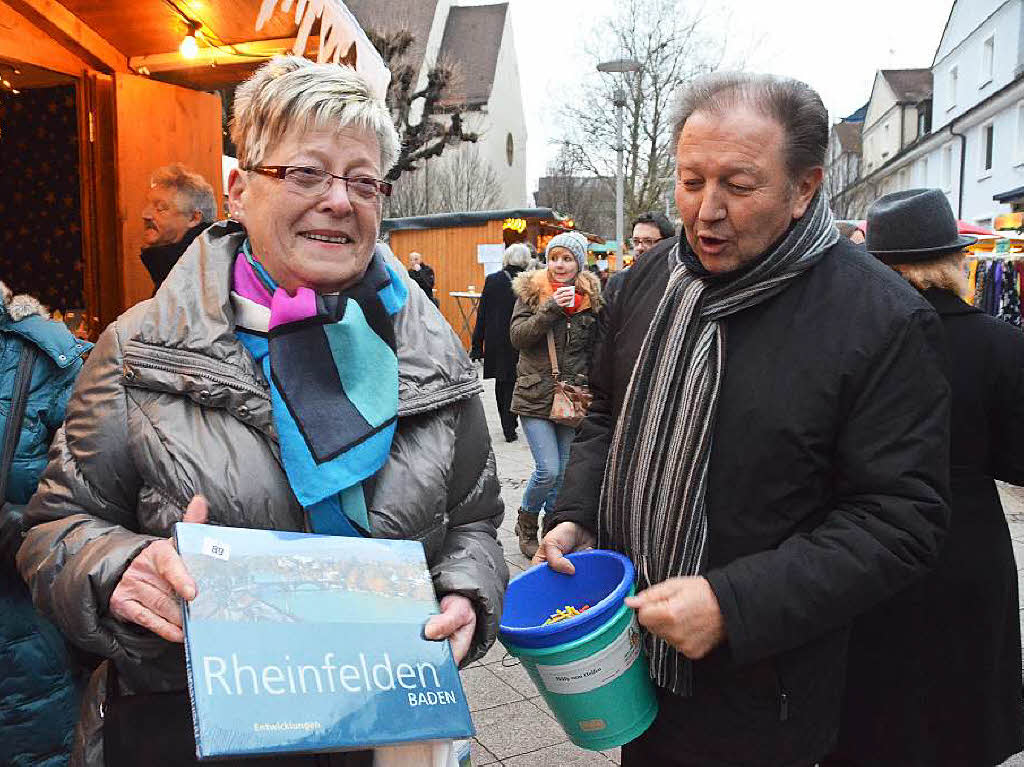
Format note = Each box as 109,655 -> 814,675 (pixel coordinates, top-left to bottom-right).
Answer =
231,56 -> 400,174
890,250 -> 967,297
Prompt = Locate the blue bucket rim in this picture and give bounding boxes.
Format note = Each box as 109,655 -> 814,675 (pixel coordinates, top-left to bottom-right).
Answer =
504,601 -> 634,658
499,549 -> 635,642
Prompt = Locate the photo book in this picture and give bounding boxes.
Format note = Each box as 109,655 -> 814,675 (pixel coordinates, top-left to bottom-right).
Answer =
175,522 -> 474,760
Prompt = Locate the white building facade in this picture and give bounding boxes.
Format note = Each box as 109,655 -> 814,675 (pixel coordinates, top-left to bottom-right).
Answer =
348,0 -> 528,210
841,0 -> 1024,225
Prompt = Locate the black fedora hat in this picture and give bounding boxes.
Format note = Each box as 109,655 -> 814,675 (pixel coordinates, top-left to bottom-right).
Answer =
866,188 -> 977,264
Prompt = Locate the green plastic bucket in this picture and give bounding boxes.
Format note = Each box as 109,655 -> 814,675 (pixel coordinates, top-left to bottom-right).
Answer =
501,602 -> 657,751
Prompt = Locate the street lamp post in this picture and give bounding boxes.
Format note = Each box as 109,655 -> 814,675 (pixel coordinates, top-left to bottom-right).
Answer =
597,58 -> 640,260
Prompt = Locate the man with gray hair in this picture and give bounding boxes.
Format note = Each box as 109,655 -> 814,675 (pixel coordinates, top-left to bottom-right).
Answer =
140,163 -> 217,291
536,72 -> 951,765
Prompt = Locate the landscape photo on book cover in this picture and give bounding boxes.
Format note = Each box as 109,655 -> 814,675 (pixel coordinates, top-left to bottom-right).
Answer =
176,524 -> 474,759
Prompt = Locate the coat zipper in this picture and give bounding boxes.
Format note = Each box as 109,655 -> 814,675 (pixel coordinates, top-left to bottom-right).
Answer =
123,356 -> 269,400
777,667 -> 790,722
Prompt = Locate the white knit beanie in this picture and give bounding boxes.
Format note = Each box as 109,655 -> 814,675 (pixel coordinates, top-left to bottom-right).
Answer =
545,231 -> 589,273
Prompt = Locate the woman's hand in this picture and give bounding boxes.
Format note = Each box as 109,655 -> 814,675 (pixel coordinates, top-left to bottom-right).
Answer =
532,522 -> 596,574
108,496 -> 209,643
553,285 -> 576,308
424,594 -> 477,664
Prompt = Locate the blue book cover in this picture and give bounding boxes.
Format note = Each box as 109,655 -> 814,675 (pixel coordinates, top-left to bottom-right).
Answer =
175,523 -> 475,760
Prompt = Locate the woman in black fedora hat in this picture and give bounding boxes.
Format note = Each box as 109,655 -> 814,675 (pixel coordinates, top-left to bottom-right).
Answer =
827,188 -> 1024,767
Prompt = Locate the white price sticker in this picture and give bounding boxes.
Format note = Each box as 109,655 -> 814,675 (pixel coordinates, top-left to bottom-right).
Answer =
535,615 -> 642,695
201,537 -> 230,561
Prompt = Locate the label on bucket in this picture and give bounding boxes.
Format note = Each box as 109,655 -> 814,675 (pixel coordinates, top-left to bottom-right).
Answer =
535,615 -> 642,695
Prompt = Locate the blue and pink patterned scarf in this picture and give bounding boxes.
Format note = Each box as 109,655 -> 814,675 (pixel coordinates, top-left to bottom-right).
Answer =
231,241 -> 408,536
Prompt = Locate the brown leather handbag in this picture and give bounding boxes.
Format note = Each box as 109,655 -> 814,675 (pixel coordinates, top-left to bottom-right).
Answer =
546,330 -> 592,428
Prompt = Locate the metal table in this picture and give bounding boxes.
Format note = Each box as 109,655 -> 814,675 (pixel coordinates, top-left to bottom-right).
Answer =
449,291 -> 482,343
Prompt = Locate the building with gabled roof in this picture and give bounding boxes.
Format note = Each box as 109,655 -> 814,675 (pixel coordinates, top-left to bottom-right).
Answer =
861,69 -> 933,177
830,0 -> 1024,226
827,118 -> 866,218
438,4 -> 507,109
344,0 -> 440,85
350,1 -> 527,211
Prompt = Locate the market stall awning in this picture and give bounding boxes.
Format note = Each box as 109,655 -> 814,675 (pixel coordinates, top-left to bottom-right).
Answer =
382,208 -> 605,244
45,0 -> 388,93
837,219 -> 994,237
993,185 -> 1024,204
383,208 -> 564,233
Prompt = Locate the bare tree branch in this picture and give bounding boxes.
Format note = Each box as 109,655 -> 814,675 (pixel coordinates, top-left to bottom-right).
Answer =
385,145 -> 503,218
364,24 -> 479,183
554,0 -> 728,226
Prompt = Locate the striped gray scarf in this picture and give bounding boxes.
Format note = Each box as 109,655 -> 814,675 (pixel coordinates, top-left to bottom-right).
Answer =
598,190 -> 838,695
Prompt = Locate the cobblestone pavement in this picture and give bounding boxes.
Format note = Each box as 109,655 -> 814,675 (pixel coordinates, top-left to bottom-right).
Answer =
465,373 -> 1024,766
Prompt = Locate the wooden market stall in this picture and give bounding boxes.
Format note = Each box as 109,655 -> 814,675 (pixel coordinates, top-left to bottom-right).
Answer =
0,0 -> 383,336
383,207 -> 602,349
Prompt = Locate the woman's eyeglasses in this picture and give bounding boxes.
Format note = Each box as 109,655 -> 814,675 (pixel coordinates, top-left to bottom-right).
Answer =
245,165 -> 392,202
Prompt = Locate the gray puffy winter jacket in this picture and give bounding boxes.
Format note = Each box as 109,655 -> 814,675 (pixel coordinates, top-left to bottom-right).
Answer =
17,222 -> 507,765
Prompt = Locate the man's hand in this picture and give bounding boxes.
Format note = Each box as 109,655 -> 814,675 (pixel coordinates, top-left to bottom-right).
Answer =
424,594 -> 477,664
625,576 -> 726,659
531,522 -> 596,574
108,496 -> 209,643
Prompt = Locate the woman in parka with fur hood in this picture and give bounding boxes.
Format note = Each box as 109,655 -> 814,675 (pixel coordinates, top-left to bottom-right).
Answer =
509,232 -> 603,559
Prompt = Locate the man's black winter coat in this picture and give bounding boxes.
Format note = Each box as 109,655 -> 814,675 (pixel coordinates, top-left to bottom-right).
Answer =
546,237 -> 952,766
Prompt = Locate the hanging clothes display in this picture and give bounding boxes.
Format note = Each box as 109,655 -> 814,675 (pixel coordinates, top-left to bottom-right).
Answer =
968,257 -> 1024,327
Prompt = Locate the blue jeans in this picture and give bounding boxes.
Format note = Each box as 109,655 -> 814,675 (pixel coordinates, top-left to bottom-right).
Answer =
520,416 -> 575,514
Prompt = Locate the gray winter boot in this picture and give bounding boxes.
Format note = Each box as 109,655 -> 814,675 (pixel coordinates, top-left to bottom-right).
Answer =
514,508 -> 540,560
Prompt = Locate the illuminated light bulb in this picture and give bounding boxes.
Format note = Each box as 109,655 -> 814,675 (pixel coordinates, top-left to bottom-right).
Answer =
179,32 -> 199,59
11,89 -> 19,95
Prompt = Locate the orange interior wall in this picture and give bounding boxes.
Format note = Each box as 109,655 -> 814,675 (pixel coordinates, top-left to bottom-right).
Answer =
113,73 -> 224,308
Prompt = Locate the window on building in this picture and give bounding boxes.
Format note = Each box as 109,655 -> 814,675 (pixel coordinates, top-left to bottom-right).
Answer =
942,144 -> 953,191
918,157 -> 929,185
981,122 -> 994,175
1017,101 -> 1024,164
981,35 -> 995,86
899,168 -> 910,190
506,133 -> 514,167
917,101 -> 932,137
949,66 -> 959,109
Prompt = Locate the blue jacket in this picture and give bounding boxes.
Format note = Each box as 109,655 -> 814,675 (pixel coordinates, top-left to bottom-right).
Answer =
0,289 -> 90,767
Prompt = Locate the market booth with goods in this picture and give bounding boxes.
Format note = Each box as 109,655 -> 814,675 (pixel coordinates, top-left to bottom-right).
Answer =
383,208 -> 604,349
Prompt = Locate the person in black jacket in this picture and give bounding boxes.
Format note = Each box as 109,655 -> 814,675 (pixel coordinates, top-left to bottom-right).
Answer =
472,243 -> 532,442
534,72 -> 951,767
826,189 -> 1024,767
407,251 -> 438,305
139,163 -> 216,292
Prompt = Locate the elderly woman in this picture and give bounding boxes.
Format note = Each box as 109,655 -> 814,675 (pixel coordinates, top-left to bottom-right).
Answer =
829,189 -> 1024,767
471,243 -> 532,442
17,57 -> 507,766
508,232 -> 602,559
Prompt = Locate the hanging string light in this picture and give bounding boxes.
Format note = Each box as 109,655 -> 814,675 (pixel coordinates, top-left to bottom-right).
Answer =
179,20 -> 202,59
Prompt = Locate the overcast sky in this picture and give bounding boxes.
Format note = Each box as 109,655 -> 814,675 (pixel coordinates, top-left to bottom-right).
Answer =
496,0 -> 955,198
